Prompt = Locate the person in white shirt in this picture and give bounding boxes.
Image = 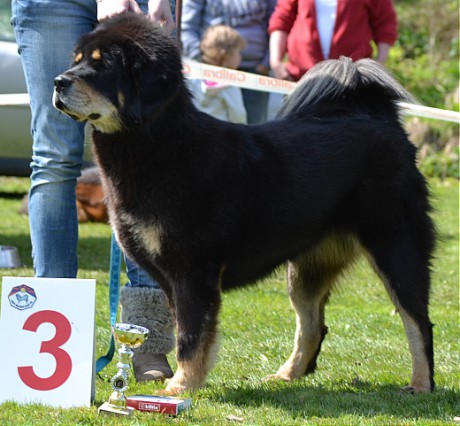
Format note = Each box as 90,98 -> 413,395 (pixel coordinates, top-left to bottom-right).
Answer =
315,0 -> 337,60
188,25 -> 248,124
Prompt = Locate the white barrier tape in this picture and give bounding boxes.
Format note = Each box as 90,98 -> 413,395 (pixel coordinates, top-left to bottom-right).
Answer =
0,93 -> 29,107
398,102 -> 460,123
0,59 -> 458,124
183,58 -> 296,95
183,59 -> 460,124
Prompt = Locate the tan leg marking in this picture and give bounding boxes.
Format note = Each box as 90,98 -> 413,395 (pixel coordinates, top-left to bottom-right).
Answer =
398,307 -> 432,393
370,258 -> 432,393
164,332 -> 219,394
267,234 -> 359,382
265,287 -> 328,381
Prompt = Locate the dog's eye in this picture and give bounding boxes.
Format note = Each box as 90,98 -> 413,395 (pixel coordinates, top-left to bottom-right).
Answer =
75,52 -> 83,63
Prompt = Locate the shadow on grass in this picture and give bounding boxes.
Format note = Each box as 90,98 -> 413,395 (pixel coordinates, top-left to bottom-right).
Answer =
0,191 -> 25,200
214,381 -> 459,421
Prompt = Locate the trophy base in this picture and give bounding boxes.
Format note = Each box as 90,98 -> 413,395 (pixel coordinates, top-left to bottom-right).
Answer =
98,402 -> 135,416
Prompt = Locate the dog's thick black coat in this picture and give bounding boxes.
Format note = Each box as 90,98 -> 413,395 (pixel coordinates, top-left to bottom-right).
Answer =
53,13 -> 435,394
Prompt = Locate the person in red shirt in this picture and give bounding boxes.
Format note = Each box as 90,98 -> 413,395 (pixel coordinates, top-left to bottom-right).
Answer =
269,0 -> 397,81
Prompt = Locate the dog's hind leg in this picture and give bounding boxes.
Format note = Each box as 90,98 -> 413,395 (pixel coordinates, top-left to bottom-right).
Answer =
164,270 -> 221,395
366,240 -> 434,392
363,227 -> 435,393
266,267 -> 331,382
266,234 -> 358,381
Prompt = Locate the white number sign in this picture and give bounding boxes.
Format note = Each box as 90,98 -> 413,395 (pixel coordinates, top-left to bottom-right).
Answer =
0,277 -> 96,407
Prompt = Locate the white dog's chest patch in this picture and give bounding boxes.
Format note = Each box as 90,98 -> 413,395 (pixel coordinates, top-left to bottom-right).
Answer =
115,212 -> 163,256
137,224 -> 163,256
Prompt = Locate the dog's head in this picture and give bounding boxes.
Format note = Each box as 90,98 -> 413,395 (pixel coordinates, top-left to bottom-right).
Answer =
53,12 -> 183,133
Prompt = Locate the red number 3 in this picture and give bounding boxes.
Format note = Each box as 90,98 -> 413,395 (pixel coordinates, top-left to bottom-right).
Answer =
18,310 -> 73,391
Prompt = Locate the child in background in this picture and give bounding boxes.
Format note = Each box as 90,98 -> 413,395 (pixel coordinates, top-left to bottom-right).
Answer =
189,25 -> 247,124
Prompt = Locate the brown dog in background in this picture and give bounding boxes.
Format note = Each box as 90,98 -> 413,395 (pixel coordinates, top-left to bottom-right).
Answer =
21,165 -> 108,223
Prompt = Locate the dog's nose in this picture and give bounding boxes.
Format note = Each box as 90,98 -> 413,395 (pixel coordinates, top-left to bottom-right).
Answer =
54,75 -> 73,92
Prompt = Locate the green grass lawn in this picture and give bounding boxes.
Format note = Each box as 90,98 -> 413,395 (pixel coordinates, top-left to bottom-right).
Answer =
0,177 -> 458,425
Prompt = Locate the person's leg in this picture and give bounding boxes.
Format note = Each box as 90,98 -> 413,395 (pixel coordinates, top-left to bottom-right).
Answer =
241,88 -> 269,124
239,67 -> 269,124
121,258 -> 175,381
12,0 -> 97,277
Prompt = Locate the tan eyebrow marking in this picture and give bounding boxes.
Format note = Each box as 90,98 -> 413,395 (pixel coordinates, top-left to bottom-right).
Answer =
75,52 -> 83,63
91,49 -> 102,61
118,91 -> 125,107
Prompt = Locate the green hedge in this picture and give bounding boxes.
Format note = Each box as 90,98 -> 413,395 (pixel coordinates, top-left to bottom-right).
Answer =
389,0 -> 459,109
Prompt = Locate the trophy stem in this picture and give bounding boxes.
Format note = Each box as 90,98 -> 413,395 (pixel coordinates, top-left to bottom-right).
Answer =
107,345 -> 133,409
98,323 -> 149,416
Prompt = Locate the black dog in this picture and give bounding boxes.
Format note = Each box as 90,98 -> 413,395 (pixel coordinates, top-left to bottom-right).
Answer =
53,13 -> 435,395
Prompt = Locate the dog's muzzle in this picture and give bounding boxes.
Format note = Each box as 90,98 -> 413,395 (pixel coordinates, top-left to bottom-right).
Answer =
52,75 -> 71,112
52,74 -> 97,121
54,74 -> 73,93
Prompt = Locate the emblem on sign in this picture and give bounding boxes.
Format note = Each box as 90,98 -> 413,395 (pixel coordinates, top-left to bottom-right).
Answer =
8,285 -> 37,310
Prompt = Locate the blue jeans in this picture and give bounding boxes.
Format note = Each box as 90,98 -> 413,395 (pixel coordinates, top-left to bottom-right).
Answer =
11,0 -> 158,288
239,67 -> 269,124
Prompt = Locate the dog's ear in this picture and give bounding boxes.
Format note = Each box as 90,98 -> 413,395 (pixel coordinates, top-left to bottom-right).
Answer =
122,40 -> 182,125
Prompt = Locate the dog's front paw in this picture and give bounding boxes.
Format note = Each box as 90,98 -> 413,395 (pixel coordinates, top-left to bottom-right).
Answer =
263,373 -> 293,382
156,386 -> 185,396
163,379 -> 188,395
162,384 -> 187,396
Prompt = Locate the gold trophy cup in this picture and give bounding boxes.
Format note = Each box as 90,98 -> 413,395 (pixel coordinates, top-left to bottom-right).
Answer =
98,323 -> 149,416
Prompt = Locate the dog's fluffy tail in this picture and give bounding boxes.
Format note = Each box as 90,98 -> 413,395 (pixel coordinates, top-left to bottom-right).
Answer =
278,57 -> 415,120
